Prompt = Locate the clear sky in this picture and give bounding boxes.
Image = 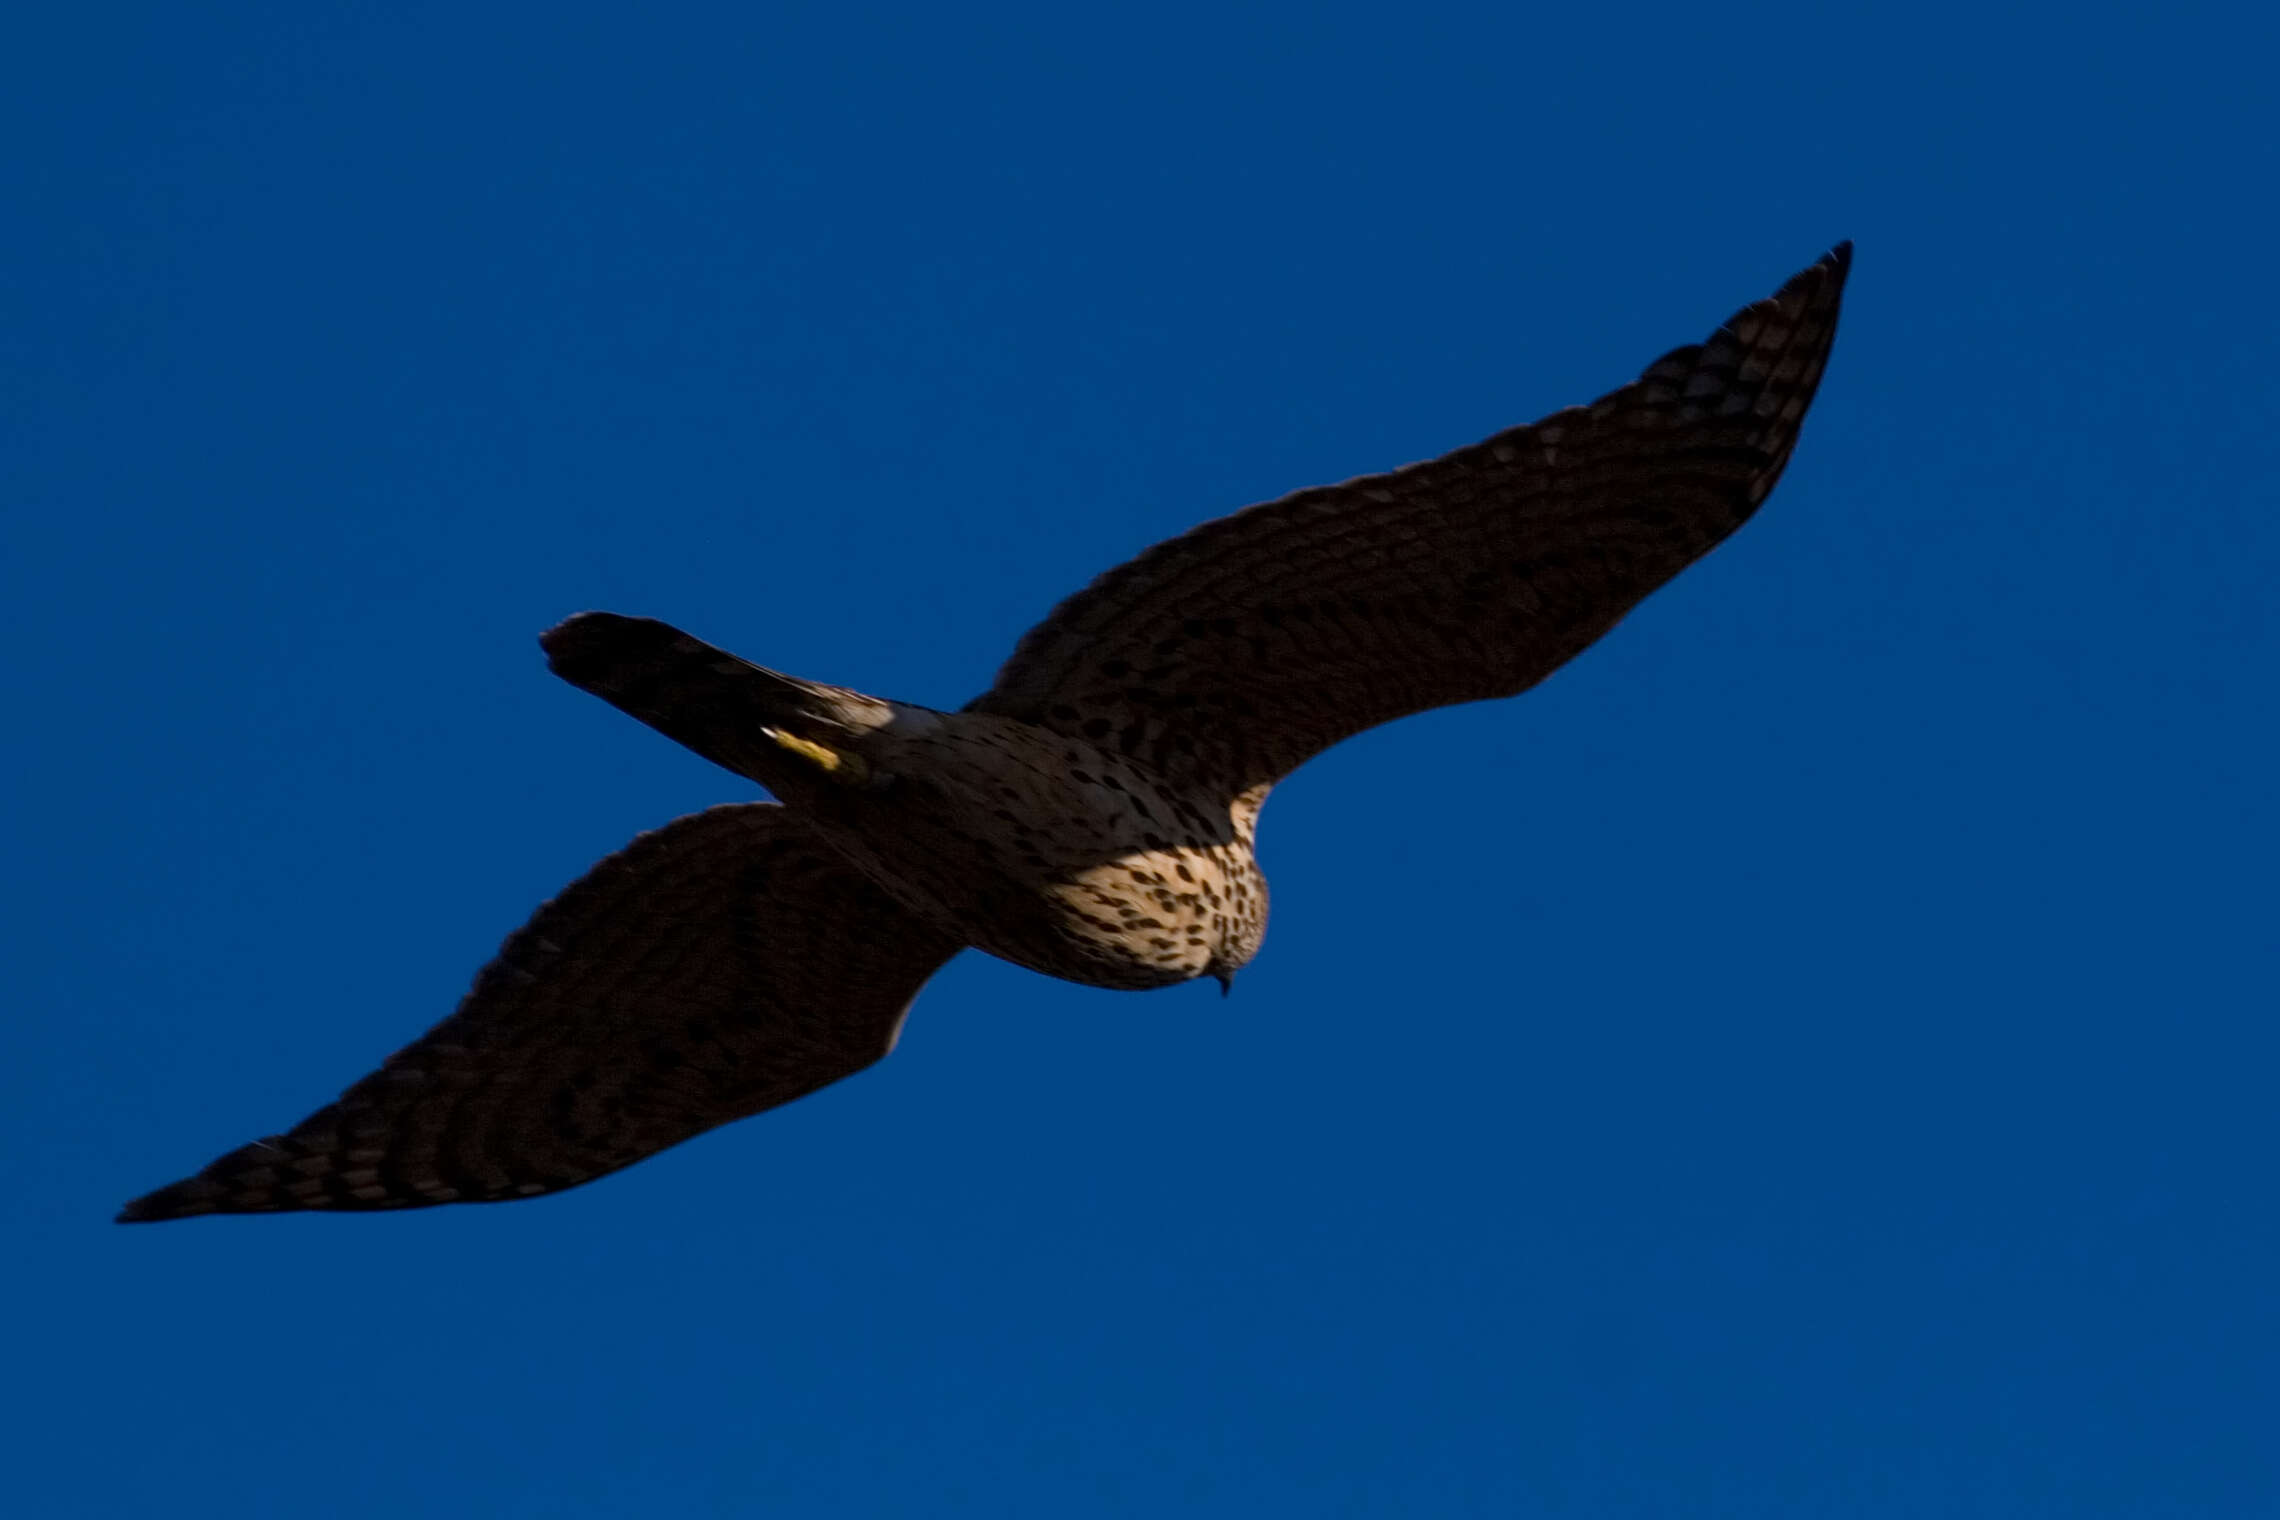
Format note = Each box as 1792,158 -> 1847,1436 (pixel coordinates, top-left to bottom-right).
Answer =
8,2 -> 2275,1515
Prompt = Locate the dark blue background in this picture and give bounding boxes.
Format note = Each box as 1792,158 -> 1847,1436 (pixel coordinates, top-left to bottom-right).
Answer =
9,3 -> 2274,1514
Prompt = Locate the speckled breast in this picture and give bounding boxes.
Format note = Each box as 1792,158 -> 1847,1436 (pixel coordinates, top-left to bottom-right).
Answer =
799,712 -> 1269,991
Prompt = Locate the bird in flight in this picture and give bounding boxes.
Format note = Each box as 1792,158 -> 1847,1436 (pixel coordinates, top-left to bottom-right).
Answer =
120,244 -> 1850,1222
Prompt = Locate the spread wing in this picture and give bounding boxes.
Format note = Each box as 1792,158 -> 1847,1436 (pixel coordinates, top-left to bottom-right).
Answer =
118,804 -> 962,1221
968,245 -> 1850,795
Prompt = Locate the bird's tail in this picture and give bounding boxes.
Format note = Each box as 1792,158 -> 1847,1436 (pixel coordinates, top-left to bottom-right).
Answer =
541,613 -> 887,787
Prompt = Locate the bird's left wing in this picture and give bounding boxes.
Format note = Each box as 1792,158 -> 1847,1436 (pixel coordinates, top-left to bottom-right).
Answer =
968,245 -> 1849,797
118,804 -> 961,1221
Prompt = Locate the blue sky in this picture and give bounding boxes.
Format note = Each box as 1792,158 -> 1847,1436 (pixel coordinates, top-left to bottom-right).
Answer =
7,2 -> 2275,1514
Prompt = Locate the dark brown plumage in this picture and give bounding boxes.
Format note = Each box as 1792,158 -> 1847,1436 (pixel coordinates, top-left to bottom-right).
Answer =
118,808 -> 958,1219
120,244 -> 1849,1222
973,246 -> 1849,791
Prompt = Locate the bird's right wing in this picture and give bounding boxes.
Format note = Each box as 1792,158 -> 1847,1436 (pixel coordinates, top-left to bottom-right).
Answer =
118,804 -> 962,1221
968,245 -> 1850,797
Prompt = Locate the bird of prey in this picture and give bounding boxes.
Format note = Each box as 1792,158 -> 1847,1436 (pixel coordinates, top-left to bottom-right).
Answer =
119,244 -> 1850,1223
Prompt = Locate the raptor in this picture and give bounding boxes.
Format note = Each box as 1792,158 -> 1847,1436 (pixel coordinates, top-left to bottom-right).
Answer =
120,244 -> 1850,1221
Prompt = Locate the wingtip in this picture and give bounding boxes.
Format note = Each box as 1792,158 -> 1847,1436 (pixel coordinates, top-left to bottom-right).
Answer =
115,1181 -> 218,1225
1743,242 -> 1852,335
1796,240 -> 1851,291
1785,240 -> 1853,295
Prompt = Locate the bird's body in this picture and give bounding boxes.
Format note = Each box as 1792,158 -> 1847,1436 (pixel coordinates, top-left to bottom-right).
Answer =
792,708 -> 1271,994
561,636 -> 1273,991
120,244 -> 1851,1223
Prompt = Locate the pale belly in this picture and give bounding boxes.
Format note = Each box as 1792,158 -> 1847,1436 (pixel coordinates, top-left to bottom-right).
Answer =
793,716 -> 1269,991
1025,840 -> 1268,989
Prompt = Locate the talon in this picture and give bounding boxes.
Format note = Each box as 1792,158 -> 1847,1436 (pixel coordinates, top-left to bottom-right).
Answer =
762,727 -> 871,785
